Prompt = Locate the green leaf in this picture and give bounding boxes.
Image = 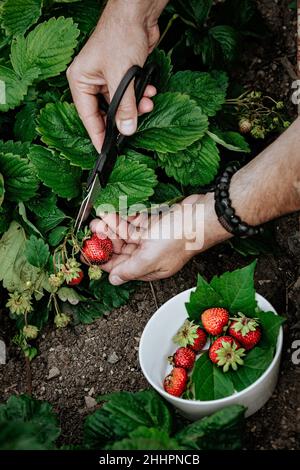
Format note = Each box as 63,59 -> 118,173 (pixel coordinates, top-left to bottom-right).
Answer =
29,145 -> 81,198
25,235 -> 50,268
172,0 -> 212,26
0,140 -> 30,157
256,310 -> 285,349
168,71 -> 227,117
108,427 -> 179,450
192,353 -> 235,400
228,347 -> 274,392
0,65 -> 39,111
209,25 -> 238,62
0,394 -> 60,449
90,275 -> 135,311
57,287 -> 83,305
48,225 -> 68,246
1,0 -> 42,36
175,405 -> 245,450
124,149 -> 158,170
0,222 -> 50,292
210,261 -> 257,316
130,92 -> 208,153
84,390 -> 172,449
151,182 -> 182,204
94,156 -> 157,210
27,190 -> 67,232
147,48 -> 172,92
207,129 -> 250,153
37,102 -> 97,169
10,17 -> 79,81
14,101 -> 39,143
186,275 -> 224,321
0,152 -> 39,202
70,300 -> 106,324
0,422 -> 46,450
0,173 -> 4,206
17,202 -> 44,238
53,0 -> 101,38
157,135 -> 220,186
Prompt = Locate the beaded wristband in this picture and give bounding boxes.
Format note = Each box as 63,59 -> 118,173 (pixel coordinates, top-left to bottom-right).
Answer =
214,164 -> 264,237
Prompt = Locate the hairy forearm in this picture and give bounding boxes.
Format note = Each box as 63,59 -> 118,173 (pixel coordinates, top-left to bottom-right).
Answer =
201,117 -> 300,250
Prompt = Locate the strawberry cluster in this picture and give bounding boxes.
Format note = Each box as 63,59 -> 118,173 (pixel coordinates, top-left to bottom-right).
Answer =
163,308 -> 261,398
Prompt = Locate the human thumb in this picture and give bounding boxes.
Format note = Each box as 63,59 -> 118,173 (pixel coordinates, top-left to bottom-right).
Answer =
115,81 -> 138,136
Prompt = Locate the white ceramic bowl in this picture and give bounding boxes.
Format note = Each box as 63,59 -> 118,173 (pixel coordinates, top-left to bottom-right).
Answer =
139,289 -> 283,420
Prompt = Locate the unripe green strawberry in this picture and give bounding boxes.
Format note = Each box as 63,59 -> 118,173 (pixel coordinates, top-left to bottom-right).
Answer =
88,265 -> 103,280
49,272 -> 65,289
6,292 -> 33,315
54,313 -> 71,328
23,325 -> 39,340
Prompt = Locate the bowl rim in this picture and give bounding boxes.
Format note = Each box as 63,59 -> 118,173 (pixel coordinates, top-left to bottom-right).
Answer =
139,289 -> 283,406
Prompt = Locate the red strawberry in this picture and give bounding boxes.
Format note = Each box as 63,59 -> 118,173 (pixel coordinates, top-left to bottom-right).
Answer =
82,234 -> 113,265
189,328 -> 207,352
67,269 -> 84,286
228,313 -> 261,350
173,320 -> 206,352
163,367 -> 188,397
209,336 -> 245,372
201,308 -> 229,335
171,347 -> 196,370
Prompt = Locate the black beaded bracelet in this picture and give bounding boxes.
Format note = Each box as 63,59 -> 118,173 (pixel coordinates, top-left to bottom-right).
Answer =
214,164 -> 264,238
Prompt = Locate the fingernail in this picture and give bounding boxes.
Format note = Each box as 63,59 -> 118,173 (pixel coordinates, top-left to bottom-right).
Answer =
110,275 -> 123,285
119,119 -> 135,135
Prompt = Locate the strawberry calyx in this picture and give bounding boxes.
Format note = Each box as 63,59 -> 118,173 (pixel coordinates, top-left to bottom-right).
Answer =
216,340 -> 245,372
173,319 -> 199,347
230,312 -> 259,336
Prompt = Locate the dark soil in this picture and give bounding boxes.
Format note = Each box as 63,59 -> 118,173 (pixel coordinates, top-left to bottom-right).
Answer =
0,0 -> 299,451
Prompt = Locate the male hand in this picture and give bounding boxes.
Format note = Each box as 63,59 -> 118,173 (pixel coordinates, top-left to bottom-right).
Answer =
67,0 -> 161,152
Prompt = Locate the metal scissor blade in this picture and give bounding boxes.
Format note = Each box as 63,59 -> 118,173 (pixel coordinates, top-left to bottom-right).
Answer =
74,175 -> 102,233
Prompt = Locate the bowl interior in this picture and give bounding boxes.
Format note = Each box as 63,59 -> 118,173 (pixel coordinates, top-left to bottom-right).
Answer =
139,289 -> 281,405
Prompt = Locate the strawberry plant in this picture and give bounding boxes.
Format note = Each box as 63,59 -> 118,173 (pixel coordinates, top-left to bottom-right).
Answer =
0,0 -> 288,361
165,261 -> 285,400
0,390 -> 246,450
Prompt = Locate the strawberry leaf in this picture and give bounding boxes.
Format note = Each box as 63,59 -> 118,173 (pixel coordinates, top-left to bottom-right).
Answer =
210,261 -> 257,316
0,173 -> 4,207
28,145 -> 82,199
228,346 -> 274,392
108,426 -> 179,450
25,235 -> 50,268
256,310 -> 285,349
130,92 -> 208,153
37,102 -> 97,169
10,17 -> 80,80
0,152 -> 39,202
94,156 -> 157,211
0,65 -> 39,111
192,352 -> 235,400
186,275 -> 224,321
147,48 -> 172,92
175,405 -> 245,450
168,71 -> 227,117
1,0 -> 42,36
157,135 -> 220,186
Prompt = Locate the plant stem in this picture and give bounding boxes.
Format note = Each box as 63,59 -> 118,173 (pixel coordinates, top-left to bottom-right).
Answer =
158,13 -> 179,46
149,281 -> 159,310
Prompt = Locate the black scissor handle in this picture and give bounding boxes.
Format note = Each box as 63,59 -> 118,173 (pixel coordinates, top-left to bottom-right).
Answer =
87,63 -> 157,189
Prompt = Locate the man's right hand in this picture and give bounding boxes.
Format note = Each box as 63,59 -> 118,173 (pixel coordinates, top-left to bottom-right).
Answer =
67,0 -> 168,152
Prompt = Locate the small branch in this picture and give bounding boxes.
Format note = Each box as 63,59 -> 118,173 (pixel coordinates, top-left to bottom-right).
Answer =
149,281 -> 159,311
158,14 -> 179,46
25,357 -> 32,396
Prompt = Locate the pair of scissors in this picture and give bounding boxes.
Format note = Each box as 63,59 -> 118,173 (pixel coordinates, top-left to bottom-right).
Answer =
74,63 -> 157,233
